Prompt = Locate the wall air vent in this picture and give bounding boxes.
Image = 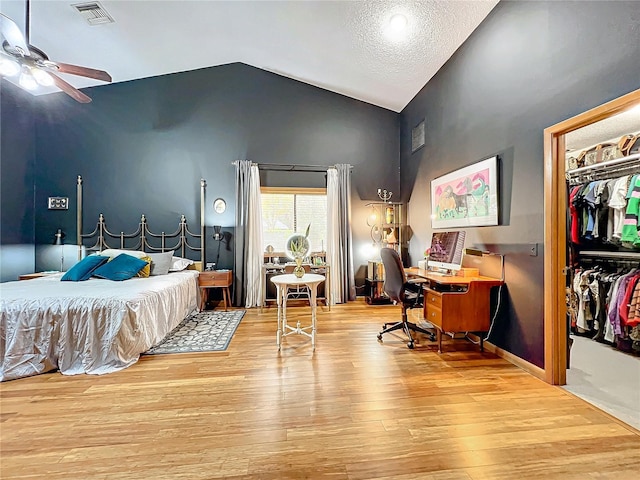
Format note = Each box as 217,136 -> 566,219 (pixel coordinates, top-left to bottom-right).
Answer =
72,2 -> 115,25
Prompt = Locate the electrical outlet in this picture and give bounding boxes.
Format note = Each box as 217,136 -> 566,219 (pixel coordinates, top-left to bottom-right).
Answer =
529,243 -> 538,256
48,197 -> 69,210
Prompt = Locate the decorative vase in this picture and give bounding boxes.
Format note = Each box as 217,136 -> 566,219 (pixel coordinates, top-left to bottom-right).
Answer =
293,256 -> 305,278
387,227 -> 397,244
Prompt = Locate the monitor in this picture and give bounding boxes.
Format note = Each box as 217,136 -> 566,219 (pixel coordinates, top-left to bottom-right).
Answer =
427,231 -> 466,274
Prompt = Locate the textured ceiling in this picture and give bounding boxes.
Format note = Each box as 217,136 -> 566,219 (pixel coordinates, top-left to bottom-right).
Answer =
0,0 -> 499,112
566,105 -> 640,153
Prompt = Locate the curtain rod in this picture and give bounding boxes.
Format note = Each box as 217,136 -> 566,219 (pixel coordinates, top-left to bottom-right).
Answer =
231,161 -> 353,173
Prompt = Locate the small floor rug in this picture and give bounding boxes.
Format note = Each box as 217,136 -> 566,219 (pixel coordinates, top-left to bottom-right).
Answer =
144,309 -> 245,355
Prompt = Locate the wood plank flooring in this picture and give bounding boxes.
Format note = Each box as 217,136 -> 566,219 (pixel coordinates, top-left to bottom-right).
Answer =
2,300 -> 639,479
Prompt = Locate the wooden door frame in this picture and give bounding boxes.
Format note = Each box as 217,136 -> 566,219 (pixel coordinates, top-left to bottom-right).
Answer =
543,88 -> 640,385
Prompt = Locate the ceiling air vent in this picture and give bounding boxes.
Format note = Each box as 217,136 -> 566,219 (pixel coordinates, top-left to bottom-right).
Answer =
72,2 -> 115,25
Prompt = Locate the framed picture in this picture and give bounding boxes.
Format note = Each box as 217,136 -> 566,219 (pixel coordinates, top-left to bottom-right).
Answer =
430,156 -> 499,229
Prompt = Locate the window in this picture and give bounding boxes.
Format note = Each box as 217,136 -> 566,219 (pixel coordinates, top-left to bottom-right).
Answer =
261,187 -> 327,255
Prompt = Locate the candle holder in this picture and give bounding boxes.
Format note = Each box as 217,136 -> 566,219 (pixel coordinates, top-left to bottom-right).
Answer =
377,188 -> 393,202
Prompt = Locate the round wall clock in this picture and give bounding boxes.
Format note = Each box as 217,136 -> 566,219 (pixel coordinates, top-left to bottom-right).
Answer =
213,198 -> 226,214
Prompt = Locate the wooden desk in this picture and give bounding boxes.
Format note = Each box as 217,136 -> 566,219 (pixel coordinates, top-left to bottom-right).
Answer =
199,270 -> 233,311
405,268 -> 503,353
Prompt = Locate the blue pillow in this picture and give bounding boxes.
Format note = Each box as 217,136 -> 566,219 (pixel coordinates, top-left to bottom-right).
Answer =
61,255 -> 109,282
92,253 -> 149,281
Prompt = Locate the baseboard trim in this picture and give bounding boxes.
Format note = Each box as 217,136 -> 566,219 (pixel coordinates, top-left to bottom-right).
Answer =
467,334 -> 546,381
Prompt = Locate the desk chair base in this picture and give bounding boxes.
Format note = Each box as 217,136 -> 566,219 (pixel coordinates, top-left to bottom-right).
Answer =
377,306 -> 436,349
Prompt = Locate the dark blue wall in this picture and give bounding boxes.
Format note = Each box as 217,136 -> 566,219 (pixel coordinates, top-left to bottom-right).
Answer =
400,0 -> 640,368
29,63 -> 399,280
0,81 -> 36,281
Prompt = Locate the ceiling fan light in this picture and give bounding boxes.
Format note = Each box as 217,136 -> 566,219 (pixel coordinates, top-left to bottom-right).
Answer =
31,67 -> 54,86
0,55 -> 20,77
18,67 -> 38,90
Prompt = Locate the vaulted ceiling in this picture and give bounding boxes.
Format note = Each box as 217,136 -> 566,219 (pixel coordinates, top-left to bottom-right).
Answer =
1,0 -> 499,112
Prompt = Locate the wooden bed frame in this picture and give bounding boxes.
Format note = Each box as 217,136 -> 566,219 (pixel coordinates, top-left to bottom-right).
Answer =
75,175 -> 206,270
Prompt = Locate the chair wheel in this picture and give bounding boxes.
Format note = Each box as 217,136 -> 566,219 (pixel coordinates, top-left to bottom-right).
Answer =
407,342 -> 414,349
377,334 -> 383,342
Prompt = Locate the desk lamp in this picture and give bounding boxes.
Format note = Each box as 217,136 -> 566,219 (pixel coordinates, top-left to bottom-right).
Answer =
464,248 -> 505,281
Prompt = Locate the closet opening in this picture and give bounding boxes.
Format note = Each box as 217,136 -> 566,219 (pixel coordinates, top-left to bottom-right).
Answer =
543,88 -> 640,429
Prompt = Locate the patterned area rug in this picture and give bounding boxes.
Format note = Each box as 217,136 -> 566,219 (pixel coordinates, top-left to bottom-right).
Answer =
144,310 -> 245,354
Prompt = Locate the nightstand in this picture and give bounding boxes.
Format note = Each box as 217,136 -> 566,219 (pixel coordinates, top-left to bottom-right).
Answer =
198,270 -> 233,311
18,272 -> 58,281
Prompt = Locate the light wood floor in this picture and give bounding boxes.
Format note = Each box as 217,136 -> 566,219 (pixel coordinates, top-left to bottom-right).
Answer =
2,300 -> 639,479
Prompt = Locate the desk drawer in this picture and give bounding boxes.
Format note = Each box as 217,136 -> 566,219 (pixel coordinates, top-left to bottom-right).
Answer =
199,271 -> 233,287
425,305 -> 443,328
425,289 -> 443,309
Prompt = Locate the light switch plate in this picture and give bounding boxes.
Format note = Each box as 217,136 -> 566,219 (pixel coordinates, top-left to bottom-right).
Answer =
48,197 -> 69,210
529,242 -> 538,256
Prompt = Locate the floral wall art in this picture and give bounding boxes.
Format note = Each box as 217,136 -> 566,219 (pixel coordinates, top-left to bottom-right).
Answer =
430,156 -> 499,228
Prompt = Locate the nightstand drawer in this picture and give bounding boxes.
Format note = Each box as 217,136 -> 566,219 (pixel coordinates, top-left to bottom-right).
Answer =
199,270 -> 233,287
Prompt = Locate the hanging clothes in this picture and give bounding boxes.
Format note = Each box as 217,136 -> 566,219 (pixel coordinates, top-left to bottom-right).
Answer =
621,174 -> 640,248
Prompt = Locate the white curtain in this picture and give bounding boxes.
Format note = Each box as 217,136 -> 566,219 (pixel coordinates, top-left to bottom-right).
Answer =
234,161 -> 263,308
245,165 -> 264,307
326,165 -> 355,303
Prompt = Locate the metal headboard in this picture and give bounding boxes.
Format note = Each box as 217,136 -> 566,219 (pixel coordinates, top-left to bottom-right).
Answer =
76,175 -> 206,266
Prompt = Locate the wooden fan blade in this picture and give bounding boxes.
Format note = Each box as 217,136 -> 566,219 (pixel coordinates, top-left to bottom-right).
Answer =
55,62 -> 112,82
0,13 -> 29,53
50,72 -> 92,103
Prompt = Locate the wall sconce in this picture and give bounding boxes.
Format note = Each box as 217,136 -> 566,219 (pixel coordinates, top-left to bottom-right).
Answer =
53,228 -> 65,272
212,226 -> 232,268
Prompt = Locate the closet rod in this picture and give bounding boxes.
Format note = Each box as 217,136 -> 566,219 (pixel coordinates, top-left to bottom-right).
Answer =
569,163 -> 640,185
566,153 -> 640,176
580,250 -> 640,259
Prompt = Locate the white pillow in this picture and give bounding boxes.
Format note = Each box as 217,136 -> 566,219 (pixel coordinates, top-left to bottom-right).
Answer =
100,248 -> 149,259
169,256 -> 194,272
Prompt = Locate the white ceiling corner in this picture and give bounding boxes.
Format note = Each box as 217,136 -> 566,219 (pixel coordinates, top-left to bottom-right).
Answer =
0,0 -> 499,112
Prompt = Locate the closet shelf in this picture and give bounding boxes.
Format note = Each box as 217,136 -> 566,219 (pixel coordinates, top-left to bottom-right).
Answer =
566,153 -> 640,185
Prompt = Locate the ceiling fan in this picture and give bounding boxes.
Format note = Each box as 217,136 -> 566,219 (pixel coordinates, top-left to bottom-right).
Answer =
0,0 -> 111,103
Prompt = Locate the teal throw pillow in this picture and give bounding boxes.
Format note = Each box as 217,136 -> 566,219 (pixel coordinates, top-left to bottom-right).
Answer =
92,253 -> 149,281
61,255 -> 109,282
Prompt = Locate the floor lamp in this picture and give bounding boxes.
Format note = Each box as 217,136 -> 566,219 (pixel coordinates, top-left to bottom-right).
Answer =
54,228 -> 65,272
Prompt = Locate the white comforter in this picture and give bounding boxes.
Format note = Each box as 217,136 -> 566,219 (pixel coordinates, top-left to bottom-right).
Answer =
0,270 -> 199,382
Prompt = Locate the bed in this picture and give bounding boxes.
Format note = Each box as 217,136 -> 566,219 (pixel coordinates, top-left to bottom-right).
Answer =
0,177 -> 208,382
0,270 -> 199,381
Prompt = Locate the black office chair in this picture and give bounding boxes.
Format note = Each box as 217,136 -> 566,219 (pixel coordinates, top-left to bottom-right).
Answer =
377,247 -> 436,349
